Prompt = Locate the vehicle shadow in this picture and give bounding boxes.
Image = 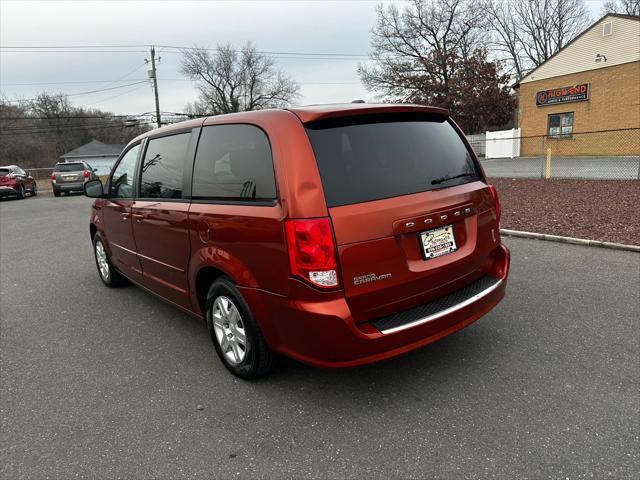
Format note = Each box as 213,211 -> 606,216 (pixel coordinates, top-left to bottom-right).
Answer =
258,318 -> 505,407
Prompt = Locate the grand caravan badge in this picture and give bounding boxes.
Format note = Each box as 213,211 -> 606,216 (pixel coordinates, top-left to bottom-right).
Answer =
353,272 -> 392,286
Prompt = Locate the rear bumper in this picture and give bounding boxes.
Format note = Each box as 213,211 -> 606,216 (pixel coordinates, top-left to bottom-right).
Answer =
240,244 -> 510,368
0,185 -> 18,196
53,181 -> 84,192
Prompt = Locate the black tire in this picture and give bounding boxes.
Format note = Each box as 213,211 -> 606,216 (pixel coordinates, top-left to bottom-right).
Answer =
31,182 -> 38,196
206,277 -> 278,379
53,189 -> 61,197
16,184 -> 25,199
92,233 -> 127,287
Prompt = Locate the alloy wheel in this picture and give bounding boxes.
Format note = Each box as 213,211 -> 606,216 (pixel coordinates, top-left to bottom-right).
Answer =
95,240 -> 110,281
212,296 -> 248,365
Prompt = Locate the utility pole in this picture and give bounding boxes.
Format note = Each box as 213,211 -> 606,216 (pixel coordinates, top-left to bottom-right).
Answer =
147,46 -> 161,128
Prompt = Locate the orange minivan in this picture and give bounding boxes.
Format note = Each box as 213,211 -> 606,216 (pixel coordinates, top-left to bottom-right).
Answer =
85,103 -> 510,378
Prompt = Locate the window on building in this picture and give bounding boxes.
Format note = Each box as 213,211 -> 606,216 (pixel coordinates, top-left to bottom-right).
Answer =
192,124 -> 276,201
139,133 -> 190,199
548,113 -> 573,138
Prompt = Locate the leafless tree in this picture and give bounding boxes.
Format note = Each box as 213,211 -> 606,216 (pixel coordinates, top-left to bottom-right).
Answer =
358,1 -> 515,133
359,0 -> 486,104
486,0 -> 592,79
0,93 -> 149,168
181,43 -> 300,115
602,0 -> 640,16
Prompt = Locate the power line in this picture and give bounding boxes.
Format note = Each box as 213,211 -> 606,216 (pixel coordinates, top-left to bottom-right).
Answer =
1,79 -> 149,86
0,44 -> 369,58
0,111 -> 185,120
0,121 -> 156,136
2,78 -> 362,86
83,83 -> 150,107
4,81 -> 149,103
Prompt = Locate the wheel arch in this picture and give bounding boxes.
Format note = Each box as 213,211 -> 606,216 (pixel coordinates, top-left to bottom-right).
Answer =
194,265 -> 230,317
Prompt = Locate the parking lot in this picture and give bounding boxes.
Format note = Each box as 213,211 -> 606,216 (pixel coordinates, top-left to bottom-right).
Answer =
481,156 -> 640,179
1,194 -> 639,479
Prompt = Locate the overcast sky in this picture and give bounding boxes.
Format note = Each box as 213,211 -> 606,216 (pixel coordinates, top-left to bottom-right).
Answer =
1,0 -> 607,116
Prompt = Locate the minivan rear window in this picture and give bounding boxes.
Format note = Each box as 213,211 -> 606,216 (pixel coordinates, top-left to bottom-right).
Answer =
55,163 -> 85,172
305,114 -> 480,207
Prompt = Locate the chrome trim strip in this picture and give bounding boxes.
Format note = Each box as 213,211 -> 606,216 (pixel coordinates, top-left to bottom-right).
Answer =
380,278 -> 503,335
111,241 -> 137,256
137,252 -> 185,273
111,242 -> 184,273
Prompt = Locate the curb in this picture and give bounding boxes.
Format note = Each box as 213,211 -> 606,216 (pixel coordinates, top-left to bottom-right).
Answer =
500,229 -> 640,253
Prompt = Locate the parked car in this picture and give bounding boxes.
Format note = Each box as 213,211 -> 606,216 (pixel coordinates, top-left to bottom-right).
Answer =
84,103 -> 510,379
0,165 -> 37,199
51,161 -> 98,197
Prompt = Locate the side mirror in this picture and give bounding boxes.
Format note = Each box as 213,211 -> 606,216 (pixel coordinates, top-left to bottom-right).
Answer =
93,168 -> 98,173
25,171 -> 31,177
84,179 -> 105,198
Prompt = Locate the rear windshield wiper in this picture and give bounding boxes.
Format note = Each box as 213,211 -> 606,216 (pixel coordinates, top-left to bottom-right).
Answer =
431,172 -> 475,185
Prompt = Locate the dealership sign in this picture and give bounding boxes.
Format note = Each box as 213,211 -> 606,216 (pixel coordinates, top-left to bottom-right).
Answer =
536,84 -> 590,106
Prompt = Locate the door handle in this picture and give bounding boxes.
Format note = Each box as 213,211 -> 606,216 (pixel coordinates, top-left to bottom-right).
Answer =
132,213 -> 145,222
121,213 -> 130,220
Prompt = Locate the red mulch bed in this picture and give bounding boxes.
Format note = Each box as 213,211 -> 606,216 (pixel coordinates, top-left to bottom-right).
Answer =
489,178 -> 640,246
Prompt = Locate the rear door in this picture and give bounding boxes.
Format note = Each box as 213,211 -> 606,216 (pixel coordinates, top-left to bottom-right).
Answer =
305,114 -> 500,321
102,144 -> 144,284
131,130 -> 195,309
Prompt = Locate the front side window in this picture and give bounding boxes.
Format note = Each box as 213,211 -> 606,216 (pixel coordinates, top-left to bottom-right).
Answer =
109,144 -> 140,198
192,124 -> 276,201
548,112 -> 573,138
305,114 -> 480,208
139,133 -> 190,199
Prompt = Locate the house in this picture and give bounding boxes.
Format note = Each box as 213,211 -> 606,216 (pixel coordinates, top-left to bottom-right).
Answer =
59,140 -> 124,175
514,13 -> 640,156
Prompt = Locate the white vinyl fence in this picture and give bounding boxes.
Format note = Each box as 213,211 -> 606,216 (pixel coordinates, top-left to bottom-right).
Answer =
486,128 -> 521,159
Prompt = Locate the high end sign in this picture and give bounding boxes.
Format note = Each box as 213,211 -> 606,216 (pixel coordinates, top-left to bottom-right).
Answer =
536,84 -> 589,106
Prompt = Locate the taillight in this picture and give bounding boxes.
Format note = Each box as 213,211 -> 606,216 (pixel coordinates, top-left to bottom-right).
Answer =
488,185 -> 501,224
51,173 -> 56,181
285,218 -> 340,289
83,170 -> 90,178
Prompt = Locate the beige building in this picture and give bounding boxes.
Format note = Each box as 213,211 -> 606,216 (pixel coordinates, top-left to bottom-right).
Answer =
516,14 -> 640,156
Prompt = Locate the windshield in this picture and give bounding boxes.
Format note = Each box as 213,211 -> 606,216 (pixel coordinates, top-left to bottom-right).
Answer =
55,163 -> 85,172
305,114 -> 481,207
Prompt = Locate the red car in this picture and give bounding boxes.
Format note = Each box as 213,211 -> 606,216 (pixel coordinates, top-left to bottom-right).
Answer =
84,104 -> 510,379
0,165 -> 38,199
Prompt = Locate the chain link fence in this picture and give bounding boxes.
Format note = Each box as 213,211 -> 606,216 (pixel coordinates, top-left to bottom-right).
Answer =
467,128 -> 640,180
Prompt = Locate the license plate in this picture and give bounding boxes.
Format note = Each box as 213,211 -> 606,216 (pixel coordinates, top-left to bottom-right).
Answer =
62,175 -> 76,180
420,225 -> 457,259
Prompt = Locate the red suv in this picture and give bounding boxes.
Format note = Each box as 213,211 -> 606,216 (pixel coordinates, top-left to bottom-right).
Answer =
84,104 -> 510,378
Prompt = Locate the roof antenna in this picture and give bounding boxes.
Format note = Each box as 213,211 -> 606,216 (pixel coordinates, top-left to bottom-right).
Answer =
352,99 -> 365,103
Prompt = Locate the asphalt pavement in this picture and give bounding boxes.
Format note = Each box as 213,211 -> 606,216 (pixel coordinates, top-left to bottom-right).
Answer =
1,194 -> 639,479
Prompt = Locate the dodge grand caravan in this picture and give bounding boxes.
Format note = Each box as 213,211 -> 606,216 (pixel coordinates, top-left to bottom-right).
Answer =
84,103 -> 510,378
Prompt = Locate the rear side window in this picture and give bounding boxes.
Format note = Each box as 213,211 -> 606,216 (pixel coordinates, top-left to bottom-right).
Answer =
305,115 -> 480,207
55,163 -> 85,172
0,168 -> 10,177
139,133 -> 191,199
192,124 -> 276,201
